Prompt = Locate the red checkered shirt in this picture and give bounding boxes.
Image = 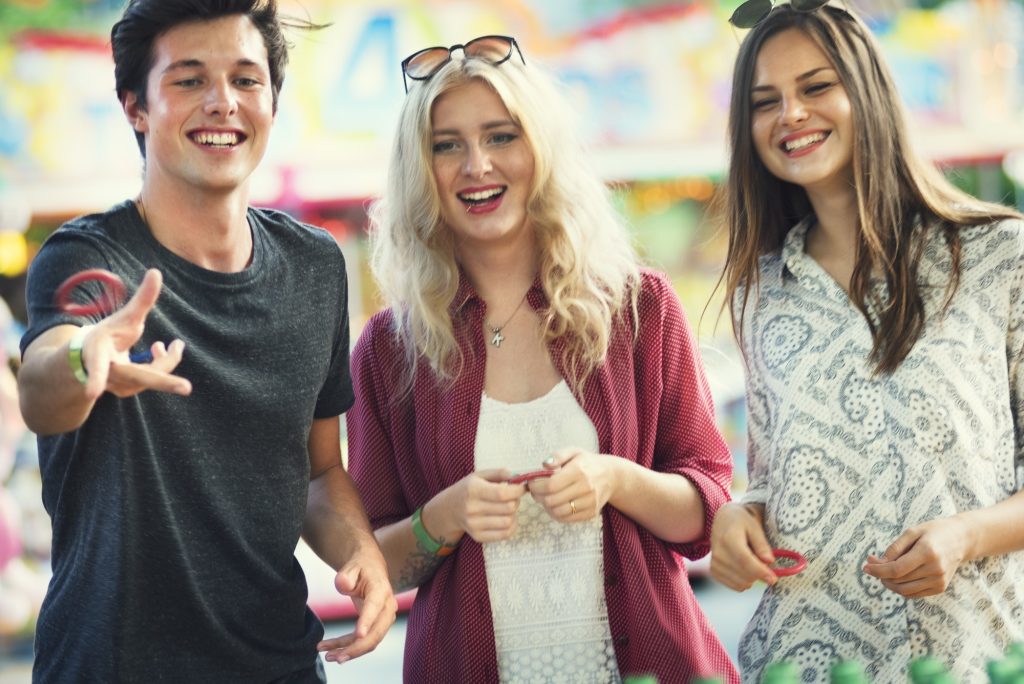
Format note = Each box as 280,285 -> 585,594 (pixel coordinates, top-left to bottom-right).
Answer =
347,269 -> 738,683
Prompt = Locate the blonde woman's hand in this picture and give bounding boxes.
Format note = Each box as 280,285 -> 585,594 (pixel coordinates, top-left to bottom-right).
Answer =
427,470 -> 527,544
710,502 -> 778,591
862,516 -> 972,598
526,447 -> 616,523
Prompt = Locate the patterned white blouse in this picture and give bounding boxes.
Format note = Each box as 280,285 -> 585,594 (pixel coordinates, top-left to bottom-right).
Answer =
737,217 -> 1024,683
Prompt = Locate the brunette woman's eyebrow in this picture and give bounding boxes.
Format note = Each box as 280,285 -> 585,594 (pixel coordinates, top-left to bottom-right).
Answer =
751,65 -> 836,93
795,66 -> 835,81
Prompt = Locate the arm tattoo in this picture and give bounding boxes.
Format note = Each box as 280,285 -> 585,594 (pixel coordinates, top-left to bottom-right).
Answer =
397,538 -> 451,591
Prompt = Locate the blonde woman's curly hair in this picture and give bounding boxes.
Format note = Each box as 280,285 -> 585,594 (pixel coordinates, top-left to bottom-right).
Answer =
368,50 -> 641,393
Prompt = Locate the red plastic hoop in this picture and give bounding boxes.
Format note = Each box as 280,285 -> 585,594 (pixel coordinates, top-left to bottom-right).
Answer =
507,470 -> 553,485
770,548 -> 808,577
55,269 -> 127,318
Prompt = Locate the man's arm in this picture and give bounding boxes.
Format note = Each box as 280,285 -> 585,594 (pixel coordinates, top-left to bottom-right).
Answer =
18,269 -> 191,435
303,416 -> 396,664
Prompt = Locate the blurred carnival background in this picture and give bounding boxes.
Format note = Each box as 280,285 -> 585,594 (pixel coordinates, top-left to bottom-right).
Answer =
0,0 -> 1022,680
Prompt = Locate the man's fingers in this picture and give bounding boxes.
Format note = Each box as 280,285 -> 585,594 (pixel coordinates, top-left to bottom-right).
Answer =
333,565 -> 360,596
352,585 -> 396,642
318,631 -> 357,663
322,566 -> 396,664
318,633 -> 356,652
113,269 -> 163,329
148,339 -> 186,373
107,362 -> 192,396
320,617 -> 397,664
83,342 -> 112,400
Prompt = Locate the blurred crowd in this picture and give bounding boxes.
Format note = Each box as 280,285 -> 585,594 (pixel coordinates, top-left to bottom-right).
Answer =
0,293 -> 48,652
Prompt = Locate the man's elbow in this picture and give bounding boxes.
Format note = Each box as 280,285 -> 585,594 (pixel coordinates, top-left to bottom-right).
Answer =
18,387 -> 83,436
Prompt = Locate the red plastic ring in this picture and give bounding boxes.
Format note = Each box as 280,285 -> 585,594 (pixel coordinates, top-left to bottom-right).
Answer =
770,548 -> 808,577
507,470 -> 553,485
55,269 -> 127,317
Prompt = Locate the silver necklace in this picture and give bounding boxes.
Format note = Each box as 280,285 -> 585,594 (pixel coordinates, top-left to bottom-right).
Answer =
487,291 -> 529,348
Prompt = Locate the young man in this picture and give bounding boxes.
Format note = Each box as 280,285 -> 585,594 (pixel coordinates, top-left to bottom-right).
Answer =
17,1 -> 396,681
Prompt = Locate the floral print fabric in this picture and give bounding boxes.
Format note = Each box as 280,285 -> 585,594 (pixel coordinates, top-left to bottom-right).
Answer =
738,217 -> 1024,683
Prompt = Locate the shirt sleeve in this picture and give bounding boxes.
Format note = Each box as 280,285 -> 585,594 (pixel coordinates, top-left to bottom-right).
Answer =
645,272 -> 734,559
345,312 -> 410,528
734,284 -> 772,505
739,367 -> 771,506
21,232 -> 113,355
1003,219 -> 1024,490
313,240 -> 355,418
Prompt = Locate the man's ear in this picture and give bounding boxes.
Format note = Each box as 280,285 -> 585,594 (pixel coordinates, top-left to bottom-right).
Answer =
122,91 -> 148,133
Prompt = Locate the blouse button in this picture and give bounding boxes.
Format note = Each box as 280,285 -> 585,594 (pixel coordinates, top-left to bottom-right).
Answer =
605,574 -> 619,586
616,635 -> 629,647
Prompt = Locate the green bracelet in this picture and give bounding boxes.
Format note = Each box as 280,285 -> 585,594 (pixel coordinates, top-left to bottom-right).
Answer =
411,506 -> 457,557
68,325 -> 93,385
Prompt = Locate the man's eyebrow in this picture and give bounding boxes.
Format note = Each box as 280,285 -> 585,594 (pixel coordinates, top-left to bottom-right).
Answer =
162,59 -> 203,74
161,58 -> 265,74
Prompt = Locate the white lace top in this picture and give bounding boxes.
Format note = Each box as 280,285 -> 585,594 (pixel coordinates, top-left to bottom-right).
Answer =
475,380 -> 621,684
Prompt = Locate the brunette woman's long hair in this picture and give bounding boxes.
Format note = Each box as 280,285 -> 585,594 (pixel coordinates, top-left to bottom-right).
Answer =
719,3 -> 1021,374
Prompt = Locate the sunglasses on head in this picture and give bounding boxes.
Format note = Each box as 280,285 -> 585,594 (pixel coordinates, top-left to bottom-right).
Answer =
401,35 -> 525,93
729,0 -> 830,28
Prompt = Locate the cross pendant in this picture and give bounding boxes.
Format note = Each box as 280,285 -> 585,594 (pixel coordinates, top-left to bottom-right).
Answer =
490,329 -> 505,348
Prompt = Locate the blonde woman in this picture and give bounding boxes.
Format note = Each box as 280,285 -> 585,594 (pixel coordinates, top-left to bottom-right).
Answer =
340,36 -> 737,683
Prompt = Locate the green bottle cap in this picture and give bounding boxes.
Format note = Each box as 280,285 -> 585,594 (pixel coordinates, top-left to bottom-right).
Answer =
908,656 -> 946,683
989,658 -> 1022,684
1004,647 -> 1024,673
762,661 -> 799,684
829,659 -> 867,684
622,676 -> 658,684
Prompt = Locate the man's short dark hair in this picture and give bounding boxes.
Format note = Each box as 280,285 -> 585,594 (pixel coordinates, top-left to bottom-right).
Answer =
111,0 -> 308,158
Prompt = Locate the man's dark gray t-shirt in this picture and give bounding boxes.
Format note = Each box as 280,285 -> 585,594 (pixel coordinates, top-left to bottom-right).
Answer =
21,200 -> 354,683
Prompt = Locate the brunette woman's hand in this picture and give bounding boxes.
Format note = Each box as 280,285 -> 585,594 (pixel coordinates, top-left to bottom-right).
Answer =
426,470 -> 527,544
710,502 -> 779,591
862,516 -> 972,598
526,447 -> 616,522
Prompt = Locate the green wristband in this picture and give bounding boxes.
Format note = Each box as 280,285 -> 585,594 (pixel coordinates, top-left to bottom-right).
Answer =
411,506 -> 456,557
68,325 -> 93,385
